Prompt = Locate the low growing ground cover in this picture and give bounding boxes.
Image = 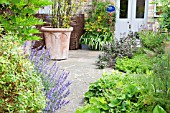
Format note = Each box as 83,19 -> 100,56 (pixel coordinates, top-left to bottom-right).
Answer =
76,69 -> 170,113
115,54 -> 155,74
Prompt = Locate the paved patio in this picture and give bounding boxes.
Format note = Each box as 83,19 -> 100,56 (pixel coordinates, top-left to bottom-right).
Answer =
55,50 -> 113,113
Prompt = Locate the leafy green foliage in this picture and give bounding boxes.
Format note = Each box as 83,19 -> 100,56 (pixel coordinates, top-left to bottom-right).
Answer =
160,7 -> 170,32
76,71 -> 153,113
138,30 -> 165,54
85,2 -> 115,33
0,0 -> 51,44
150,53 -> 170,112
115,54 -> 154,74
96,32 -> 138,69
0,34 -> 46,112
153,105 -> 167,113
80,31 -> 113,50
80,2 -> 115,50
76,69 -> 170,113
156,0 -> 170,32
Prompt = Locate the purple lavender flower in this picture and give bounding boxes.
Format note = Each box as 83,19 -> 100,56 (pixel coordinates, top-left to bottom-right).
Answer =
24,44 -> 71,113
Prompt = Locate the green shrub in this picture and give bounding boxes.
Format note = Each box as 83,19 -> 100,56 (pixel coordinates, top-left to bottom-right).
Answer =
152,0 -> 170,32
150,53 -> 170,112
138,30 -> 165,54
76,70 -> 170,113
0,35 -> 46,112
0,0 -> 51,44
115,54 -> 154,74
153,54 -> 170,96
76,71 -> 153,113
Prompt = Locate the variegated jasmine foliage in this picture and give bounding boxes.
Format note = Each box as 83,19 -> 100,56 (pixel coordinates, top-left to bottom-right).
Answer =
25,42 -> 71,113
0,35 -> 46,112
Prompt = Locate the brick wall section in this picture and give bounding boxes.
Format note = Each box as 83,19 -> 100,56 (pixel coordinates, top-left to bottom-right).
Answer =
78,0 -> 116,18
81,0 -> 157,31
77,0 -> 92,18
147,0 -> 155,23
38,0 -> 154,22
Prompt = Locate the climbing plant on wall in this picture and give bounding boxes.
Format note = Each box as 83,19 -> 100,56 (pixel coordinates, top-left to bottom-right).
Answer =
153,0 -> 170,32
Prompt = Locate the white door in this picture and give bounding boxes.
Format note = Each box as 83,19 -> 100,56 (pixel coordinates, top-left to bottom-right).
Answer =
115,0 -> 148,39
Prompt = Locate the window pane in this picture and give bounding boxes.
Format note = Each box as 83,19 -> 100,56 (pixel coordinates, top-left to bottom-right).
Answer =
136,0 -> 145,18
119,0 -> 128,18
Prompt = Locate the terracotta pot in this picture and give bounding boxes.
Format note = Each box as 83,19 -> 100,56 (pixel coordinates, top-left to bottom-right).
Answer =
41,26 -> 73,60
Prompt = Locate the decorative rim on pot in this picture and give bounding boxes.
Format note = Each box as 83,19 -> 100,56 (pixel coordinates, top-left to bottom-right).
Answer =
41,26 -> 73,32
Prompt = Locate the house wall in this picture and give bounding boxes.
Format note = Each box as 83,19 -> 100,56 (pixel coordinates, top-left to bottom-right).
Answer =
77,0 -> 116,18
38,0 -> 155,21
37,0 -> 158,30
147,0 -> 160,31
83,0 -> 156,22
82,0 -> 159,32
148,0 -> 156,23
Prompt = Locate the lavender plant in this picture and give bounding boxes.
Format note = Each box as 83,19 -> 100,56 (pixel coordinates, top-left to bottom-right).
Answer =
24,42 -> 71,113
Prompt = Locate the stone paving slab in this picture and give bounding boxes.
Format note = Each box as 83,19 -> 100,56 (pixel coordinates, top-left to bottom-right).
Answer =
54,50 -> 113,113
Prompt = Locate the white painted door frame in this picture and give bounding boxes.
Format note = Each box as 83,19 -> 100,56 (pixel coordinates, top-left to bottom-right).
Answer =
131,0 -> 149,32
115,0 -> 148,39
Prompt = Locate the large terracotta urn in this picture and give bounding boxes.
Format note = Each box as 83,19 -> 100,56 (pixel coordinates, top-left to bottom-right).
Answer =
41,26 -> 73,60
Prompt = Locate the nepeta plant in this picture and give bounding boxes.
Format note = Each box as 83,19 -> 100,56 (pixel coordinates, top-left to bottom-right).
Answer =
24,42 -> 71,113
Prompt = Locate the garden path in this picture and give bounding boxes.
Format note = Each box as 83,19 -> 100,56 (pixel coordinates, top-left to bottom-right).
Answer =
55,50 -> 113,113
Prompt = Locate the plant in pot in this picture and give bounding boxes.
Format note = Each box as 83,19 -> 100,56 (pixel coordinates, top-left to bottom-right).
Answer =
41,0 -> 78,60
79,1 -> 116,50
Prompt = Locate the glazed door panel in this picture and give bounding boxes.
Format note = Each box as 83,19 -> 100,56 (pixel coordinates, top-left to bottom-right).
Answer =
115,0 -> 148,39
